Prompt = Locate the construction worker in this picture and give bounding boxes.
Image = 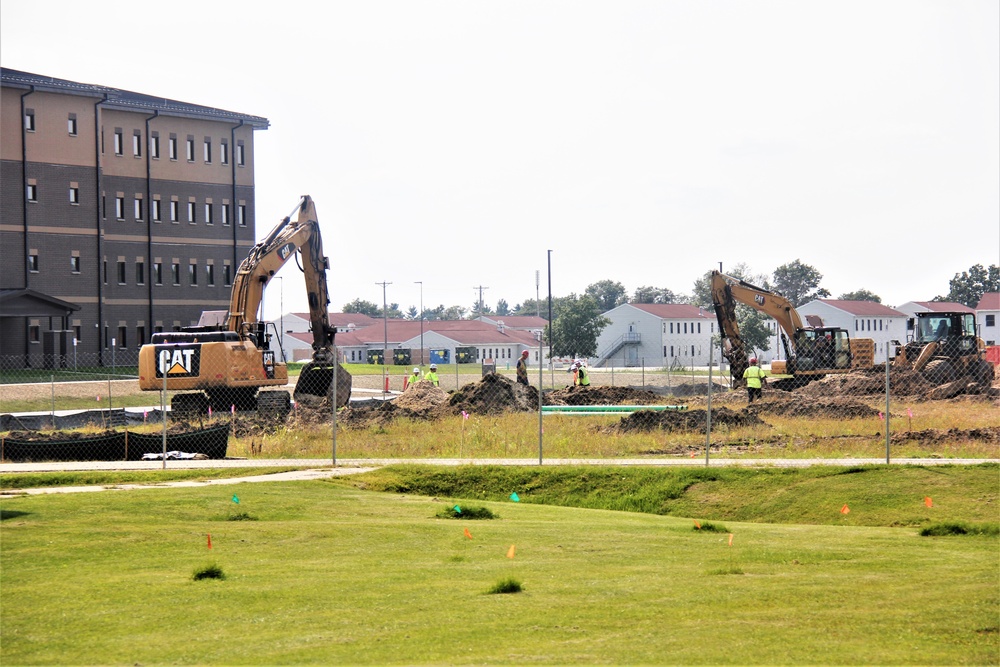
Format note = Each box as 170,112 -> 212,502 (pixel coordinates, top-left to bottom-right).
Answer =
516,350 -> 530,385
424,363 -> 439,387
574,361 -> 590,387
406,367 -> 421,390
742,357 -> 767,403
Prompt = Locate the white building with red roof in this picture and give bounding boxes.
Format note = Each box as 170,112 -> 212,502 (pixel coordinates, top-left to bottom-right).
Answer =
975,293 -> 999,346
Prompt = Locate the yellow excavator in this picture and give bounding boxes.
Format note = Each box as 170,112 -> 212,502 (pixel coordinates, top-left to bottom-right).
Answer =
138,196 -> 352,417
710,270 -> 874,389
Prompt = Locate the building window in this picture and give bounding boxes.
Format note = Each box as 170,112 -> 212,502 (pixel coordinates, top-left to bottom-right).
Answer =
186,137 -> 195,161
171,263 -> 180,286
27,183 -> 38,202
28,253 -> 39,272
116,196 -> 125,220
223,264 -> 232,286
151,198 -> 161,222
170,200 -> 179,223
153,262 -> 163,285
68,114 -> 78,136
987,315 -> 996,327
136,326 -> 146,347
103,260 -> 108,284
220,141 -> 229,165
136,260 -> 145,285
74,325 -> 82,343
150,134 -> 160,159
238,204 -> 247,226
169,135 -> 178,160
203,138 -> 212,163
29,325 -> 40,343
187,201 -> 196,223
204,203 -> 213,225
132,132 -> 142,157
221,203 -> 230,226
69,186 -> 79,204
71,256 -> 81,273
189,263 -> 198,286
114,129 -> 124,156
117,261 -> 127,284
25,109 -> 36,131
237,141 -> 245,166
134,198 -> 143,221
206,264 -> 215,286
117,327 -> 127,348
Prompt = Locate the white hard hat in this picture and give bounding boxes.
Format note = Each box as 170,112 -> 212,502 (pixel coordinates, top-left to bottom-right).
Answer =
430,363 -> 437,369
413,367 -> 420,373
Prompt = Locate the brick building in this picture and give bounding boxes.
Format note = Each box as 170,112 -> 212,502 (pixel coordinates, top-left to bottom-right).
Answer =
0,68 -> 268,367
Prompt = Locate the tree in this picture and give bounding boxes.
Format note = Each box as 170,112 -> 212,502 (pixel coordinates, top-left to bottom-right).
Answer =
517,297 -> 546,318
631,286 -> 678,304
471,299 -> 493,317
838,289 -> 882,303
771,260 -> 830,307
936,263 -> 1000,308
405,305 -> 418,319
691,263 -> 768,308
495,299 -> 510,316
342,299 -> 381,316
442,305 -> 467,320
548,293 -> 610,359
585,280 -> 628,312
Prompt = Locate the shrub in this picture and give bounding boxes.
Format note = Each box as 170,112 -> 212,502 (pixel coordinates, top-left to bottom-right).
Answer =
487,577 -> 522,594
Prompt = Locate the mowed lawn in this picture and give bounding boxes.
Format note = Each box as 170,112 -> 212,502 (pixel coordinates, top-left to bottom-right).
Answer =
1,475 -> 998,666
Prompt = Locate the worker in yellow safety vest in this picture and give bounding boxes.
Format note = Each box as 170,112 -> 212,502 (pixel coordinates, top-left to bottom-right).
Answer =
424,363 -> 439,387
742,357 -> 767,403
406,367 -> 421,390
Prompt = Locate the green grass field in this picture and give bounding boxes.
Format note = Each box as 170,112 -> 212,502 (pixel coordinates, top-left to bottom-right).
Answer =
2,464 -> 997,665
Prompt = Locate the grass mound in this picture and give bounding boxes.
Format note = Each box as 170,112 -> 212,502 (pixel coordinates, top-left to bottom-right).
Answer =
487,577 -> 523,594
920,522 -> 1000,536
436,505 -> 496,519
192,564 -> 225,581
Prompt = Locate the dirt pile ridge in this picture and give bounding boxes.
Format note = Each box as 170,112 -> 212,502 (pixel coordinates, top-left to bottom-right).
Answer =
610,406 -> 767,434
545,385 -> 664,406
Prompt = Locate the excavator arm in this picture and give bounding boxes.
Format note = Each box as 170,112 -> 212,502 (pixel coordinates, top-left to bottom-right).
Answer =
229,195 -> 350,407
710,271 -> 800,384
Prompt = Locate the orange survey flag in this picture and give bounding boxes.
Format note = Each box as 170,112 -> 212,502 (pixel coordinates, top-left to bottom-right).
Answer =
924,496 -> 933,508
727,533 -> 734,546
506,544 -> 516,559
840,504 -> 850,514
693,520 -> 701,529
464,528 -> 473,540
207,534 -> 212,549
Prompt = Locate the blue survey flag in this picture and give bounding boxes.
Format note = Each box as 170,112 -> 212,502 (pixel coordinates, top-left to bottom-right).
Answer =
232,495 -> 240,504
454,505 -> 461,513
510,492 -> 520,502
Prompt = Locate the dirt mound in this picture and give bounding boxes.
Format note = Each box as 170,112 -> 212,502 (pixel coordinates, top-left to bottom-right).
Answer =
751,396 -> 882,419
610,406 -> 767,433
448,373 -> 539,415
890,426 -> 1000,444
394,381 -> 450,410
795,370 -> 934,397
545,385 -> 664,406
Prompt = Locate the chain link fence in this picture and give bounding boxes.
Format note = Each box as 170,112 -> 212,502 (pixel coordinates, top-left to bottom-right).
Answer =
1,342 -> 997,465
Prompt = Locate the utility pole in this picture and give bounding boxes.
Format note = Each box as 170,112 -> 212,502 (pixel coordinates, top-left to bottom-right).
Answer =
414,281 -> 423,365
376,281 -> 391,399
472,285 -> 489,317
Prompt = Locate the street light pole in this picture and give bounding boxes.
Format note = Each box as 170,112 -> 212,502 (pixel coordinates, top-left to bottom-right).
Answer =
414,281 -> 423,366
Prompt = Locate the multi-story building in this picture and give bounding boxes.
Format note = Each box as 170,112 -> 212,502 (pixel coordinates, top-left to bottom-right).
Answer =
1,68 -> 268,367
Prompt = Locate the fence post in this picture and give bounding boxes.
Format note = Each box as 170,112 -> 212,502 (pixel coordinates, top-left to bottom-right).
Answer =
161,366 -> 167,469
332,346 -> 338,467
885,346 -> 891,464
706,345 -> 713,466
50,374 -> 55,425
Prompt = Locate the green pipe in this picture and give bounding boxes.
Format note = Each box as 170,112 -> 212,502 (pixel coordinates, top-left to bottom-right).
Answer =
540,405 -> 686,412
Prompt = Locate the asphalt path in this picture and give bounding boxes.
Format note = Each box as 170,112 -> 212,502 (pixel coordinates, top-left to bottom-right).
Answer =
2,457 -> 995,496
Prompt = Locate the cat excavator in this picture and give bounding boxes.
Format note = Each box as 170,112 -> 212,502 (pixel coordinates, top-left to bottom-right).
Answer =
138,196 -> 352,417
710,270 -> 874,389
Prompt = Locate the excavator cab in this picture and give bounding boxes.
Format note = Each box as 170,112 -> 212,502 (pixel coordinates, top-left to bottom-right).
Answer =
791,328 -> 852,374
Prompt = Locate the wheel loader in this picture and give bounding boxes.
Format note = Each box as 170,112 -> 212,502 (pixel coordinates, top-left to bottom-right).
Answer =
893,311 -> 994,386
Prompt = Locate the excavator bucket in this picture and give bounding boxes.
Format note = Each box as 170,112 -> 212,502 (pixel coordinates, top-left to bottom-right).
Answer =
294,362 -> 353,409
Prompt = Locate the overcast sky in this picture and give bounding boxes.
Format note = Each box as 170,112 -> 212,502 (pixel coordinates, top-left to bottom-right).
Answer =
3,1 -> 998,320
